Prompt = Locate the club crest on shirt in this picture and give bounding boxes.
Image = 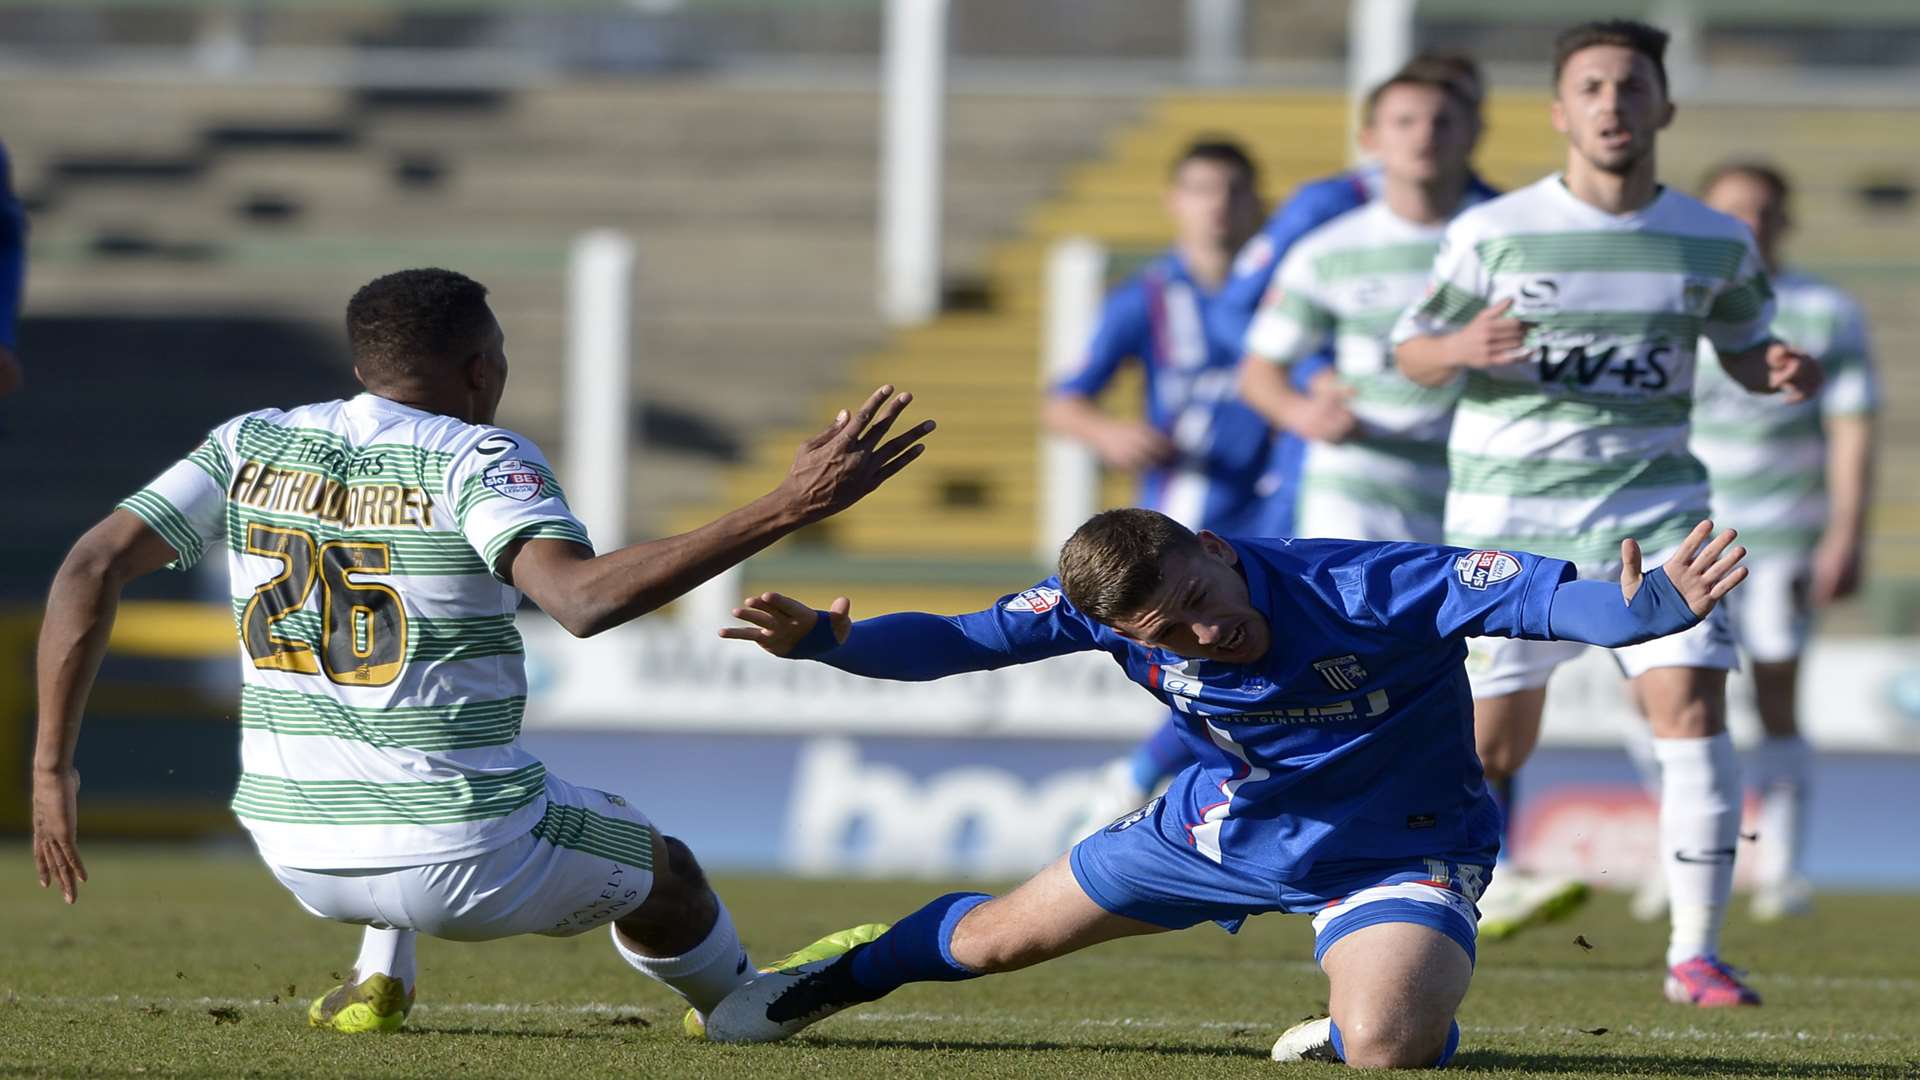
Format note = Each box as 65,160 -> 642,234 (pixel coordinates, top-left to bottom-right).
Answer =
1003,587 -> 1062,614
481,458 -> 543,502
1312,653 -> 1369,691
1682,278 -> 1714,316
1456,550 -> 1521,590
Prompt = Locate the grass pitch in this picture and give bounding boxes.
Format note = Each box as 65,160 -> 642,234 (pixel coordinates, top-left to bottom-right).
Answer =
4,843 -> 1917,1079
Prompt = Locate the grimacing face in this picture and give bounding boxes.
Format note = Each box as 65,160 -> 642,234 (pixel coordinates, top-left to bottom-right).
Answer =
1110,532 -> 1272,665
1362,82 -> 1477,189
1552,44 -> 1674,177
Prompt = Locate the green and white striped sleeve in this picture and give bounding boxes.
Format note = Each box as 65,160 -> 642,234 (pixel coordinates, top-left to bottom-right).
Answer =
447,428 -> 594,581
116,429 -> 234,571
1243,241 -> 1335,367
1391,221 -> 1490,344
1820,293 -> 1879,418
1702,240 -> 1777,355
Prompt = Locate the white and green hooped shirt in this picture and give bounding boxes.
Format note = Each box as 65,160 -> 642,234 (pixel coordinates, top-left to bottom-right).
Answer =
119,393 -> 600,869
1391,175 -> 1778,576
1691,270 -> 1879,559
1245,198 -> 1466,540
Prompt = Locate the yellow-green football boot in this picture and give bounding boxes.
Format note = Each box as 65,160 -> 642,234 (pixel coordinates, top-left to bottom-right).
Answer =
308,971 -> 414,1033
682,922 -> 890,1038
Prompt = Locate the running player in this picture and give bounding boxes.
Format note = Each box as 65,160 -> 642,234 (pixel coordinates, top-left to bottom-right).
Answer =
30,268 -> 931,1032
1391,20 -> 1820,1005
1239,67 -> 1484,543
702,508 -> 1749,1064
1660,161 -> 1877,920
1045,139 -> 1272,537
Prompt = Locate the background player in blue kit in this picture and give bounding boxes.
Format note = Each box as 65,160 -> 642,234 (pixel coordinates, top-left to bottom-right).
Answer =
702,509 -> 1750,1066
1043,139 -> 1272,536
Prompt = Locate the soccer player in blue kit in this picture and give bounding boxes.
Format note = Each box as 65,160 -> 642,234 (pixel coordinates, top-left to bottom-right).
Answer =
703,509 -> 1750,1066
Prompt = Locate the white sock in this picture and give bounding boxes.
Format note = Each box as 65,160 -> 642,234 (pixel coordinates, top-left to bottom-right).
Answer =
611,902 -> 752,1017
1750,735 -> 1811,888
1653,733 -> 1741,967
352,926 -> 417,993
1621,720 -> 1663,798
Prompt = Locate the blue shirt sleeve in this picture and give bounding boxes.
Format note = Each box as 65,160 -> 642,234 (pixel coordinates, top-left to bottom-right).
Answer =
1546,570 -> 1700,647
791,579 -> 1103,681
1342,543 -> 1574,641
0,141 -> 23,350
1210,174 -> 1369,358
1050,279 -> 1148,400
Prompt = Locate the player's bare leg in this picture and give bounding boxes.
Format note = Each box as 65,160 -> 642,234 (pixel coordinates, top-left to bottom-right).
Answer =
1471,688 -> 1587,940
1748,659 -> 1813,919
609,830 -> 758,1022
1631,665 -> 1758,1005
1306,922 -> 1473,1068
703,855 -> 1165,1043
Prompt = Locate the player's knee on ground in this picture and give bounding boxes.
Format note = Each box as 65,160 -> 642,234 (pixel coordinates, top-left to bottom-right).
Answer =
1331,1008 -> 1453,1069
614,833 -> 717,953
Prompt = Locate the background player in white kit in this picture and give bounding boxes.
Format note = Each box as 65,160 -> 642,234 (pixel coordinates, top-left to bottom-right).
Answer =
1631,161 -> 1879,922
31,269 -> 931,1032
1238,67 -> 1483,544
1391,21 -> 1820,1006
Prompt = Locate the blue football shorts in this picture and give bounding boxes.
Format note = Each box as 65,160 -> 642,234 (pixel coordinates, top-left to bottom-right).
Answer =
1069,794 -> 1490,966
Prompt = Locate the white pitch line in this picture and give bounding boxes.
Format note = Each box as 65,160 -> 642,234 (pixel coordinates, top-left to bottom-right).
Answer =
15,995 -> 1915,1045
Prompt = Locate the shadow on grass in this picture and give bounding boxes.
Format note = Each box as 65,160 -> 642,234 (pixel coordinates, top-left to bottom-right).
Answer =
798,1034 -> 1268,1060
1459,1049 -> 1915,1077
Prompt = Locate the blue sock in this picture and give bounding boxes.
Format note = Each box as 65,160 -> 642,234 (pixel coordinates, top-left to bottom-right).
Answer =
847,892 -> 990,997
1327,1019 -> 1460,1068
1127,715 -> 1194,792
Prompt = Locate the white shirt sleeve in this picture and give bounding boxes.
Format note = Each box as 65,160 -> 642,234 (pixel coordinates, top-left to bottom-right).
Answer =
1244,243 -> 1335,366
1701,239 -> 1778,355
1390,220 -> 1491,345
116,424 -> 236,571
445,429 -> 594,580
1819,293 -> 1879,418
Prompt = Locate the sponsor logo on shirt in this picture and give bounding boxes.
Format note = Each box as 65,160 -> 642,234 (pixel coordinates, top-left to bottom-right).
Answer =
476,433 -> 519,457
1312,653 -> 1370,691
1683,278 -> 1714,316
1515,276 -> 1560,315
482,458 -> 544,502
1003,587 -> 1062,614
1456,550 -> 1521,590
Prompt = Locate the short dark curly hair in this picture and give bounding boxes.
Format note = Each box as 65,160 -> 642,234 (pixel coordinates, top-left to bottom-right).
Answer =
345,268 -> 494,383
1553,19 -> 1669,95
1057,508 -> 1202,625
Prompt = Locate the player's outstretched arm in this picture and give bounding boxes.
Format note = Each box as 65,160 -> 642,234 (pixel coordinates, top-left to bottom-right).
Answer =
1718,339 -> 1823,403
507,386 -> 932,638
1546,520 -> 1747,648
32,511 -> 182,903
722,589 -> 1095,681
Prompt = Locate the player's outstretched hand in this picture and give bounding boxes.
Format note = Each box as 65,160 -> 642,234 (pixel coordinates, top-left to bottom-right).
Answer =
1454,298 -> 1534,369
31,766 -> 87,904
720,593 -> 853,656
1619,519 -> 1747,618
777,386 -> 934,523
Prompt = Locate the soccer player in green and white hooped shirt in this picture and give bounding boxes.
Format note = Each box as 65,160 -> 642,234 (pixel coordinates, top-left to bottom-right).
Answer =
1238,66 -> 1485,544
1391,21 -> 1821,1007
31,269 -> 932,1033
1682,161 -> 1877,920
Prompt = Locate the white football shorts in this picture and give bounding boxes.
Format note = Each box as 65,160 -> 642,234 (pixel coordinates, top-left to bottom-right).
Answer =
263,771 -> 658,941
1720,554 -> 1813,664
